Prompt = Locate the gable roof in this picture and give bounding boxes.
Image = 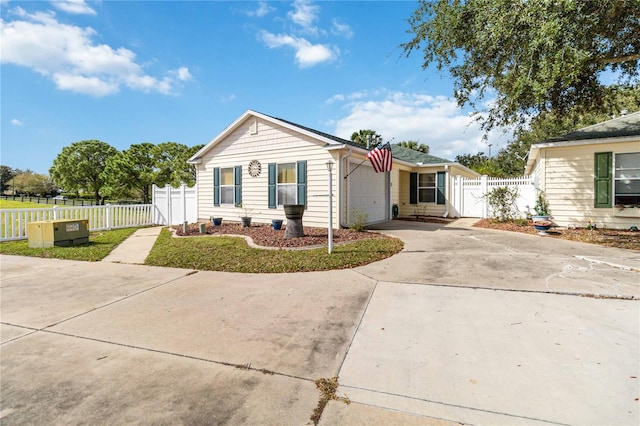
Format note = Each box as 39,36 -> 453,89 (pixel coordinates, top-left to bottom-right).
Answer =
525,110 -> 640,174
188,109 -> 475,175
390,145 -> 453,165
188,110 -> 353,163
541,110 -> 640,143
266,115 -> 355,146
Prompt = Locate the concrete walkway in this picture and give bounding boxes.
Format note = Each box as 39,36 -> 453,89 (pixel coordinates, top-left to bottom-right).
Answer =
101,226 -> 164,264
1,219 -> 638,425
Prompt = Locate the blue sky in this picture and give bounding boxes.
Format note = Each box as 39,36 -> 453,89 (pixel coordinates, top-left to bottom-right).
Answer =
1,0 -> 505,174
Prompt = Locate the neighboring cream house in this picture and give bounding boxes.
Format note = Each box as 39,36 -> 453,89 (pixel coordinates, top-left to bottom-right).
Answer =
525,111 -> 640,229
188,110 -> 478,229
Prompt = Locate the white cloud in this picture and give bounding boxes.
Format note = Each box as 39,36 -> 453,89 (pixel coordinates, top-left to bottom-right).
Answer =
50,0 -> 96,16
287,0 -> 319,34
0,7 -> 190,97
220,94 -> 236,103
259,31 -> 337,68
330,90 -> 506,160
11,118 -> 24,126
245,1 -> 273,18
331,19 -> 353,39
53,72 -> 119,96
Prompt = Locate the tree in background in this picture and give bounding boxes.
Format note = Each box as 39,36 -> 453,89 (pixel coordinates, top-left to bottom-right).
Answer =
457,87 -> 640,177
102,143 -> 158,203
154,142 -> 203,187
402,0 -> 640,132
455,152 -> 489,171
398,140 -> 429,154
350,129 -> 383,149
49,140 -> 118,203
12,170 -> 57,196
102,142 -> 203,203
0,165 -> 18,193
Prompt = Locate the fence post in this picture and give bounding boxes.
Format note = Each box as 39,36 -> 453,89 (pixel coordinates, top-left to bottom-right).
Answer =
181,184 -> 187,225
454,175 -> 462,217
166,185 -> 172,226
53,205 -> 59,220
480,175 -> 488,218
106,203 -> 112,230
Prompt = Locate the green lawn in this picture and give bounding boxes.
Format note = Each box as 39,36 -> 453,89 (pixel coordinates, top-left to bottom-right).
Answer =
145,228 -> 404,273
0,200 -> 52,209
0,227 -> 139,261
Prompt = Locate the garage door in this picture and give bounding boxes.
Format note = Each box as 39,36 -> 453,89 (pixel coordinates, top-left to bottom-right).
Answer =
348,162 -> 388,224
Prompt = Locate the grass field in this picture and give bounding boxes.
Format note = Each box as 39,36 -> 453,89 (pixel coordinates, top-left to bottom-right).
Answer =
0,200 -> 52,209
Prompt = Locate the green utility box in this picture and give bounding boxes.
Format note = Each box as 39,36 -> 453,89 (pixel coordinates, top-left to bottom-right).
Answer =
28,219 -> 89,248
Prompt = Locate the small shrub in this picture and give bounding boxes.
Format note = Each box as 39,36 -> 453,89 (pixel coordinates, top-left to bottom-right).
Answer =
514,218 -> 529,226
485,186 -> 520,222
349,208 -> 369,232
534,190 -> 550,216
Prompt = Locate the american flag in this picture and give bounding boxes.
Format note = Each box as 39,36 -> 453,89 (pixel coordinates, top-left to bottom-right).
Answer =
366,142 -> 393,173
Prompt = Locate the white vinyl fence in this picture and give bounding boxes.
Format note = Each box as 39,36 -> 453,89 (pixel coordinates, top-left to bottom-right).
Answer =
0,204 -> 153,242
152,184 -> 197,226
452,175 -> 536,219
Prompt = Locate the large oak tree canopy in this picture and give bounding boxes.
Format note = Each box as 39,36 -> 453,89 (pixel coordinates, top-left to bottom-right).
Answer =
49,140 -> 117,202
402,0 -> 640,131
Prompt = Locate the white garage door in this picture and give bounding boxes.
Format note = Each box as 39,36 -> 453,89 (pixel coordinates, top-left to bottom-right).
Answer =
348,163 -> 388,224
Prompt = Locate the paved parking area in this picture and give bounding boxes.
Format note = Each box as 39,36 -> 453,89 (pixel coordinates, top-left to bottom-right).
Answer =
1,220 -> 638,425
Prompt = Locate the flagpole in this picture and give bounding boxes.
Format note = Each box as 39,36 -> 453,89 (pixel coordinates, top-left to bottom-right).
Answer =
344,140 -> 393,179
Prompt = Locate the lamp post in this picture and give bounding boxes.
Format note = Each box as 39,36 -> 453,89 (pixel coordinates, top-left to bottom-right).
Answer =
326,160 -> 334,254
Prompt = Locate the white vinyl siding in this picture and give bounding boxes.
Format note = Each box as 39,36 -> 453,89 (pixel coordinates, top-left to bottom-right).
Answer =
195,117 -> 338,228
534,140 -> 640,229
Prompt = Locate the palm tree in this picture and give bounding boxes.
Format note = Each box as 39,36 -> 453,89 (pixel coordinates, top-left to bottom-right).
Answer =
350,129 -> 383,149
399,140 -> 429,154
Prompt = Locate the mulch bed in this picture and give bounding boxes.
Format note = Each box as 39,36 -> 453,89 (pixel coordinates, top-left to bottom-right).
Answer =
173,222 -> 387,248
474,219 -> 640,251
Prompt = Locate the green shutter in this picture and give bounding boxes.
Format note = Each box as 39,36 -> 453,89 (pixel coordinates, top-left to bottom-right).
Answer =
436,171 -> 445,205
213,167 -> 220,207
268,163 -> 276,209
234,165 -> 242,207
409,173 -> 417,204
594,152 -> 612,208
297,160 -> 307,207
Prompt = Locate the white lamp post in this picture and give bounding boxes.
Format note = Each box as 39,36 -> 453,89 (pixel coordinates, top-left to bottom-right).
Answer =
326,160 -> 334,254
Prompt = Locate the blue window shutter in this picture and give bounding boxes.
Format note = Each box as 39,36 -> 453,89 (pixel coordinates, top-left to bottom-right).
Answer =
268,163 -> 276,209
594,152 -> 612,208
213,167 -> 220,207
409,173 -> 417,204
436,171 -> 445,205
234,165 -> 242,207
297,160 -> 307,207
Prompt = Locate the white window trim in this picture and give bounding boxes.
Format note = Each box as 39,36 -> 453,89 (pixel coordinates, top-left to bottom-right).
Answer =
418,172 -> 436,203
277,162 -> 297,206
613,151 -> 640,206
220,167 -> 234,205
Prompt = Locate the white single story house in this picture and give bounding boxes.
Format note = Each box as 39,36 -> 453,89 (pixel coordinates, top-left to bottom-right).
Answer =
188,110 -> 479,228
525,110 -> 640,229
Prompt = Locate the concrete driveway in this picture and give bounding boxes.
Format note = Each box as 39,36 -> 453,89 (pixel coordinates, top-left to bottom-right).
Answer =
1,219 -> 638,425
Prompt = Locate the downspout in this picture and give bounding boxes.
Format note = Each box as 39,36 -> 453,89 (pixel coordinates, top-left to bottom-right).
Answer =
339,149 -> 352,228
443,165 -> 449,218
